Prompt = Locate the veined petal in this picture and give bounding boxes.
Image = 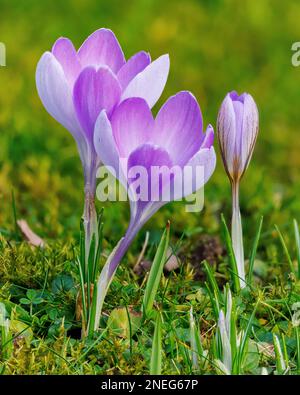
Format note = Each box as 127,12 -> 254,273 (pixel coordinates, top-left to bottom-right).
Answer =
36,52 -> 87,161
78,28 -> 125,73
121,54 -> 170,108
172,146 -> 216,201
153,91 -> 203,166
52,37 -> 81,86
111,98 -> 154,158
93,110 -> 126,187
217,93 -> 236,176
127,143 -> 173,222
117,51 -> 151,90
201,124 -> 214,148
240,94 -> 259,171
73,66 -> 122,140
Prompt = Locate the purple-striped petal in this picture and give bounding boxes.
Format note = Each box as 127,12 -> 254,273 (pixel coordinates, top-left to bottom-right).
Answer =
93,110 -> 127,187
52,37 -> 81,86
217,93 -> 236,175
172,147 -> 216,201
240,94 -> 259,170
121,54 -> 170,108
117,51 -> 151,90
127,143 -> 173,218
152,91 -> 203,166
36,52 -> 87,161
111,98 -> 154,158
78,28 -> 125,73
201,124 -> 214,148
73,66 -> 122,140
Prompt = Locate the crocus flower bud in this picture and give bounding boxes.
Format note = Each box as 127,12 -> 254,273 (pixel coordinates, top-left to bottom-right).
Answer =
217,91 -> 259,182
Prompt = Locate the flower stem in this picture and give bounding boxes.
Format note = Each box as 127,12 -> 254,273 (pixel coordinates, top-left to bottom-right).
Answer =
93,219 -> 141,331
231,181 -> 246,288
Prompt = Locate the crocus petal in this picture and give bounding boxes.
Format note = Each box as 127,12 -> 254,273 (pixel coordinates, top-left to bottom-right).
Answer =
73,66 -> 122,140
117,51 -> 151,90
217,93 -> 236,175
111,98 -> 154,159
153,91 -> 203,166
36,52 -> 87,161
78,28 -> 125,73
127,143 -> 173,221
121,54 -> 170,108
93,110 -> 126,187
201,124 -> 214,148
232,99 -> 244,155
240,94 -> 259,171
52,37 -> 81,86
172,146 -> 216,201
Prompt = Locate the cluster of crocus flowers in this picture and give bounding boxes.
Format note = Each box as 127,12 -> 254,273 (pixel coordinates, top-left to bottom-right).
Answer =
36,28 -> 170,255
217,91 -> 259,288
36,28 -> 216,331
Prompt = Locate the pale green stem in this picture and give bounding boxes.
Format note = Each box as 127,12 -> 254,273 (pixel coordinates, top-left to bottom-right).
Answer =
231,181 -> 246,288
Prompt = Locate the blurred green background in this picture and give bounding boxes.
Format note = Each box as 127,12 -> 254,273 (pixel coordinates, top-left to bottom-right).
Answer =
0,0 -> 300,250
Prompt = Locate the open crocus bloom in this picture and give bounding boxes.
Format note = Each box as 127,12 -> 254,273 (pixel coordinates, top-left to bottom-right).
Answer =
36,28 -> 170,246
92,91 -> 216,325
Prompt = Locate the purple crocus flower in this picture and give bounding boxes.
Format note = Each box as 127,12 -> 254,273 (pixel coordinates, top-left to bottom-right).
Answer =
217,91 -> 259,288
217,91 -> 259,182
35,28 -> 170,248
93,91 -> 216,328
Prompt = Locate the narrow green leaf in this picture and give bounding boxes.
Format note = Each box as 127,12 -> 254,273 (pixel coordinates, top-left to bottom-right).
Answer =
204,261 -> 221,304
236,300 -> 258,374
273,334 -> 286,374
293,219 -> 300,279
205,282 -> 220,321
77,258 -> 87,328
275,224 -> 296,276
87,281 -> 98,338
11,189 -> 20,241
295,327 -> 300,374
150,312 -> 162,375
189,307 -> 204,372
248,216 -> 263,285
79,218 -> 86,283
142,223 -> 170,318
221,214 -> 240,292
93,221 -> 104,282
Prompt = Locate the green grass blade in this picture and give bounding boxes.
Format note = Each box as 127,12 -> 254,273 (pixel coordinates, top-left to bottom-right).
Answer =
275,224 -> 296,277
205,282 -> 220,321
189,307 -> 204,372
93,221 -> 104,282
11,189 -> 20,241
87,281 -> 98,338
221,214 -> 240,292
236,300 -> 258,374
273,334 -> 286,374
204,261 -> 221,303
79,218 -> 86,283
142,223 -> 170,318
293,219 -> 300,279
295,327 -> 300,374
248,216 -> 263,285
150,312 -> 162,375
